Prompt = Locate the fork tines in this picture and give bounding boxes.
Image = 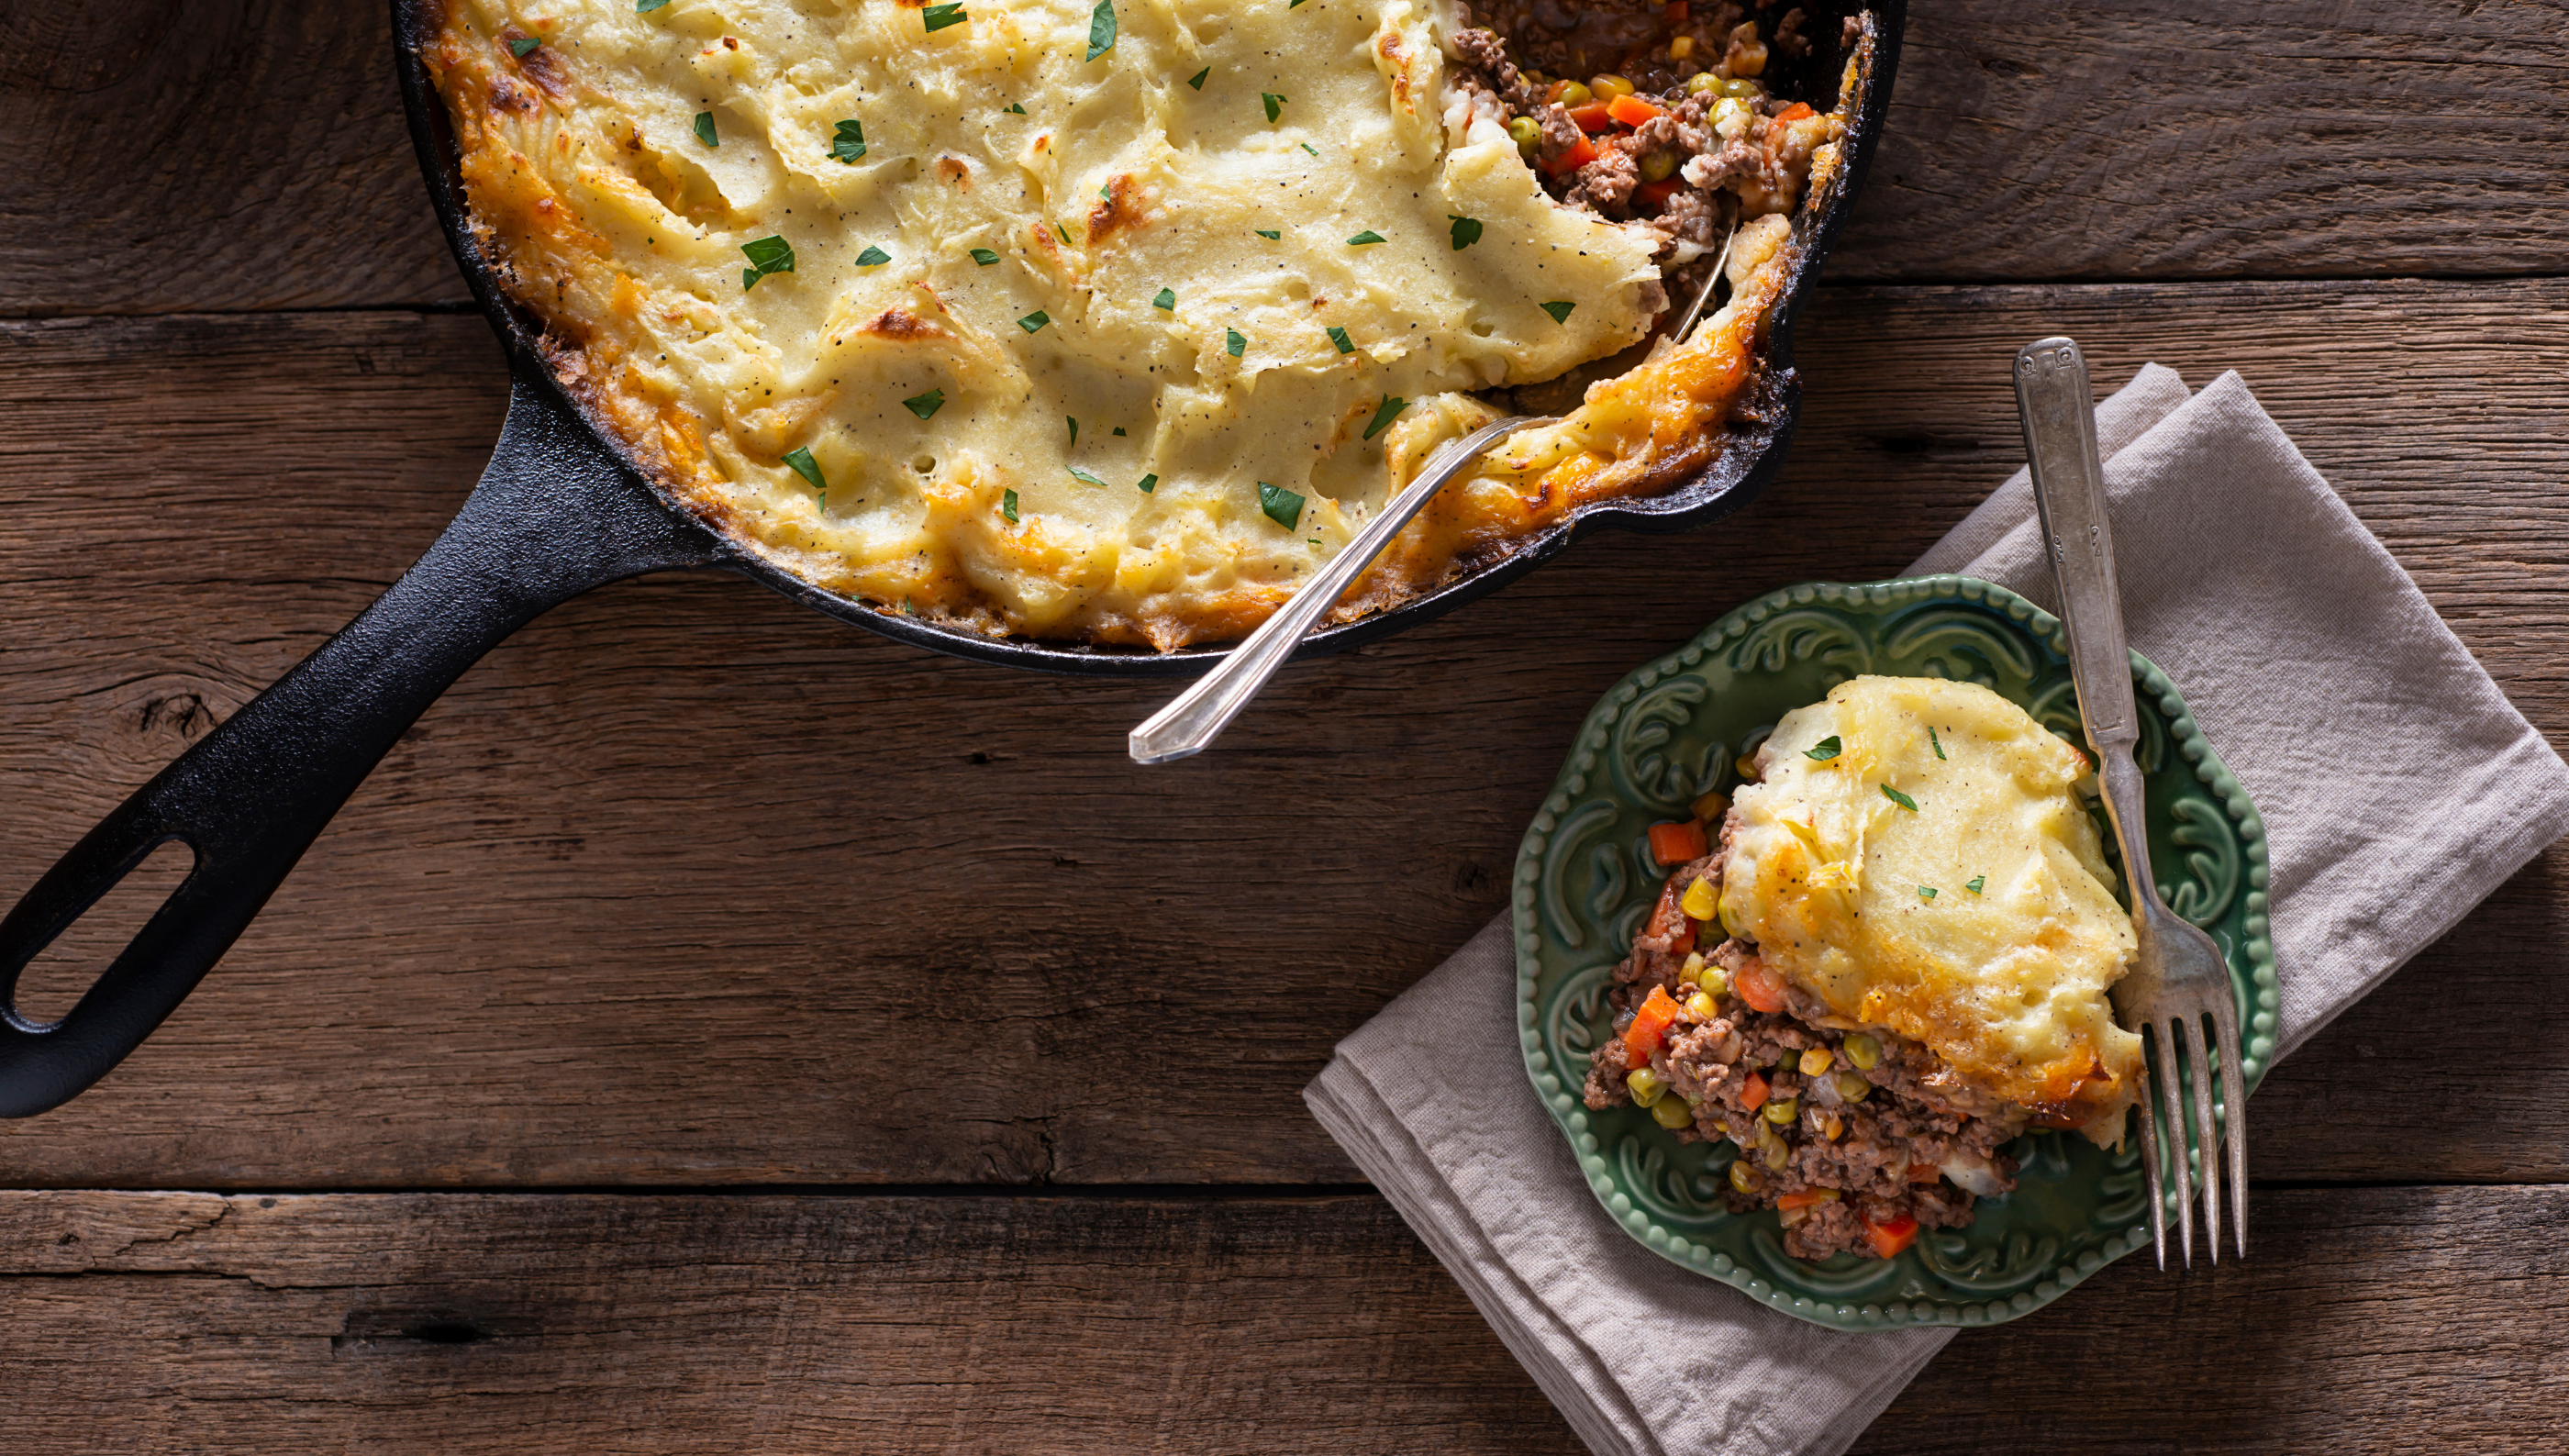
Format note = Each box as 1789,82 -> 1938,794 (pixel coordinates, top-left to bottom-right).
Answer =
2136,999 -> 2250,1268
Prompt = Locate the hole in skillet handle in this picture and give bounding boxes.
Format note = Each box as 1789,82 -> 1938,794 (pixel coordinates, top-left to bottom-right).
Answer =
8,839 -> 199,1028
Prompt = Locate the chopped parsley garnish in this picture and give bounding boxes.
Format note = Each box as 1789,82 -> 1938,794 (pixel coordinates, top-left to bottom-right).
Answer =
1299,142 -> 1319,155
1086,0 -> 1117,60
1327,326 -> 1354,354
1262,93 -> 1285,123
1099,182 -> 1112,198
509,37 -> 542,59
1290,0 -> 1308,6
1345,229 -> 1385,246
922,3 -> 969,33
1186,67 -> 1210,90
739,235 -> 794,289
1226,328 -> 1247,357
1448,215 -> 1484,250
1018,310 -> 1051,333
830,119 -> 867,162
1258,482 -> 1305,528
1055,222 -> 1074,245
1881,784 -> 1919,812
1067,417 -> 1079,445
902,388 -> 946,420
1254,228 -> 1281,239
1539,300 -> 1575,324
1001,488 -> 1019,522
1929,724 -> 1946,760
782,448 -> 826,499
637,0 -> 671,11
1112,427 -> 1127,436
854,245 -> 891,266
693,111 -> 719,147
1069,466 -> 1109,486
970,248 -> 1001,265
1005,102 -> 1028,115
1918,885 -> 1938,900
1964,875 -> 1986,894
1152,287 -> 1176,310
1136,472 -> 1158,494
1362,395 -> 1407,440
1804,735 -> 1841,761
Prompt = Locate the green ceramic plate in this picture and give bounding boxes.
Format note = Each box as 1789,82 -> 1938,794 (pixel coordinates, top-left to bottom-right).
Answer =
1514,575 -> 2277,1331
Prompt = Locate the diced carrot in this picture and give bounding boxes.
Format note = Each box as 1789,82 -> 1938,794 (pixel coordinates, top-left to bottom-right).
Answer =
1775,1189 -> 1838,1210
1864,1215 -> 1921,1259
1663,1 -> 1689,21
1739,1071 -> 1770,1113
1643,878 -> 1696,955
1907,1162 -> 1942,1184
1633,179 -> 1681,213
1647,819 -> 1709,866
1607,94 -> 1665,128
1624,984 -> 1682,1068
1569,102 -> 1616,133
1734,958 -> 1786,1014
1774,102 -> 1816,122
1541,136 -> 1599,176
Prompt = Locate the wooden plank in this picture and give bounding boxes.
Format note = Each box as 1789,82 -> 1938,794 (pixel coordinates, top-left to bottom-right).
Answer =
1833,0 -> 2569,283
0,281 -> 2563,1187
0,1185 -> 2560,1454
0,3 -> 463,316
6,2 -> 2567,315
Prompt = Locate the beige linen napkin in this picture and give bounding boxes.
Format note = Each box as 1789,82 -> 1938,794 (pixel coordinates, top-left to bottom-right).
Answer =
1305,366 -> 2569,1456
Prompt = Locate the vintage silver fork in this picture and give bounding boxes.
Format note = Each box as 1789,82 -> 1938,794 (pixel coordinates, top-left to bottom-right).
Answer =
2014,337 -> 2249,1266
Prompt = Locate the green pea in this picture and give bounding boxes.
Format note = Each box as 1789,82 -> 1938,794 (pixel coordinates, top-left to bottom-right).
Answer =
1842,1033 -> 1882,1071
1651,1095 -> 1696,1129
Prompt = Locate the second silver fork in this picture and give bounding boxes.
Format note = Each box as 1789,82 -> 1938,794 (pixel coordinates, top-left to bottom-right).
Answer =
2015,336 -> 2249,1267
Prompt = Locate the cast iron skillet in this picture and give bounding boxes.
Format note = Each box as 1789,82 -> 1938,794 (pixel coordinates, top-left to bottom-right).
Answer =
0,0 -> 1903,1117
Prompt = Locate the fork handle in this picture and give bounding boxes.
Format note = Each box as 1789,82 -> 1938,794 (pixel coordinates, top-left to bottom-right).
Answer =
2015,338 -> 2159,906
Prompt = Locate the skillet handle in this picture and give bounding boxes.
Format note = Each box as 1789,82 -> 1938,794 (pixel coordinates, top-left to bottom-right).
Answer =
0,370 -> 717,1116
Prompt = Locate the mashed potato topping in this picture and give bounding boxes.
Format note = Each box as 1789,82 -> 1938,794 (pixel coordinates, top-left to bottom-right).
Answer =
1719,677 -> 2145,1142
428,0 -> 1848,645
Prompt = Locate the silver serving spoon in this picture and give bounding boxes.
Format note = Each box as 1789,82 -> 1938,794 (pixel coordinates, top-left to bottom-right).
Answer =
1128,411 -> 1555,764
1129,232 -> 1740,765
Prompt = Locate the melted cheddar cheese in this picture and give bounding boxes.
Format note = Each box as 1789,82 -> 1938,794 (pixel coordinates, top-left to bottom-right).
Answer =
1718,676 -> 2144,1144
425,0 -> 1853,647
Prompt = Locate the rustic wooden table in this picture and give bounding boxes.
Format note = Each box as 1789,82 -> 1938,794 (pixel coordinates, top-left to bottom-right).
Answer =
5,2 -> 2564,1450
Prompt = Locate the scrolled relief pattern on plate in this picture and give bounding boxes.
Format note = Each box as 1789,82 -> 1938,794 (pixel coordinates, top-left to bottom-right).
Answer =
2163,793 -> 2242,927
1919,1226 -> 2062,1295
1608,677 -> 1719,814
1547,963 -> 1620,1066
1746,1226 -> 1907,1297
1880,606 -> 2038,689
1540,798 -> 1623,950
1730,606 -> 1873,679
1616,1133 -> 1732,1225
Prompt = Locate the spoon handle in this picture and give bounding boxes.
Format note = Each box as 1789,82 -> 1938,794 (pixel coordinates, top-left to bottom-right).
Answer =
1129,413 -> 1552,764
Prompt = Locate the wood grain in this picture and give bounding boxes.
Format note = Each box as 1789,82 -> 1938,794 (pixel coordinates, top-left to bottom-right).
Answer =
0,1185 -> 2560,1455
2,279 -> 2564,1189
6,2 -> 2568,316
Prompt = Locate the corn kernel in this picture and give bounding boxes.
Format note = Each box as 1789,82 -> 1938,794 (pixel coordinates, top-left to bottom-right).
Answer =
1590,73 -> 1637,99
1821,1113 -> 1844,1141
1690,788 -> 1729,822
1670,35 -> 1696,60
1680,877 -> 1718,921
1799,1048 -> 1834,1076
1729,1158 -> 1757,1195
1686,992 -> 1719,1019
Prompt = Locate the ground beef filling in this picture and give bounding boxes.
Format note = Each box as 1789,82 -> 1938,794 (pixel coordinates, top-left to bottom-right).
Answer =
1583,845 -> 2029,1261
1448,4 -> 1850,253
